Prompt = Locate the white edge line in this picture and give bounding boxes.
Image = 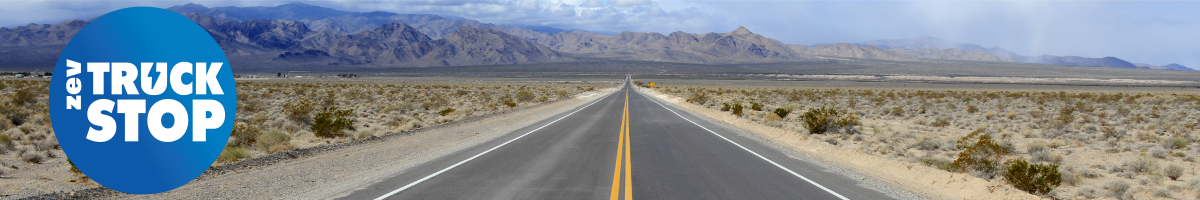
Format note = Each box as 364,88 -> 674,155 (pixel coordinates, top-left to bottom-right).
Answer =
374,85 -> 622,200
632,87 -> 851,200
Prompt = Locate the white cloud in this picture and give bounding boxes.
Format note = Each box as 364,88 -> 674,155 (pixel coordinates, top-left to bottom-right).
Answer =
608,0 -> 652,7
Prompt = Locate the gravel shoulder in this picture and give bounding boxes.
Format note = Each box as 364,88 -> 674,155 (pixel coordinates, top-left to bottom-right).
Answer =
637,87 -> 1043,200
92,87 -> 619,199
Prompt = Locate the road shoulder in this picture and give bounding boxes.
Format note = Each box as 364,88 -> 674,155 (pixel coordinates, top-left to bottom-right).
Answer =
636,87 -> 1042,200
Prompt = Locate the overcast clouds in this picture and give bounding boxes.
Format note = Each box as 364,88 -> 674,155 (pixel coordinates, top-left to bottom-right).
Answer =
2,0 -> 1198,68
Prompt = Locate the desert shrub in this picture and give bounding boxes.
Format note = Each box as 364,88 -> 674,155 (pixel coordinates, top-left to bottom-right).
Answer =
1105,180 -> 1130,199
801,107 -> 859,134
1127,156 -> 1158,174
890,106 -> 904,116
773,108 -> 792,118
439,108 -> 456,116
966,105 -> 979,113
720,103 -> 732,111
311,106 -> 356,138
930,117 -> 950,127
1164,137 -> 1188,149
912,136 -> 941,150
283,99 -> 316,124
1165,164 -> 1184,181
218,147 -> 249,163
750,102 -> 763,111
12,87 -> 39,106
22,152 -> 44,164
516,90 -> 536,102
686,91 -> 710,104
256,128 -> 290,152
1004,158 -> 1062,196
1102,125 -> 1125,139
230,123 -> 259,147
537,96 -> 549,102
731,103 -> 744,116
919,156 -> 953,171
950,133 -> 1011,178
503,99 -> 518,108
0,134 -> 13,152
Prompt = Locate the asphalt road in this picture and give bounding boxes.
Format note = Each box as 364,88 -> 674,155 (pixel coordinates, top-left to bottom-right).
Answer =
341,79 -> 899,200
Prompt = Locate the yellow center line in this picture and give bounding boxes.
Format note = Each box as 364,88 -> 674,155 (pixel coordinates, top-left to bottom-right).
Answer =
623,89 -> 633,200
610,88 -> 633,200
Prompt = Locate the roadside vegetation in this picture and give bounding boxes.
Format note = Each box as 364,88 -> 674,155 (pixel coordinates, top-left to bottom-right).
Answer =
0,78 -> 605,193
653,85 -> 1200,199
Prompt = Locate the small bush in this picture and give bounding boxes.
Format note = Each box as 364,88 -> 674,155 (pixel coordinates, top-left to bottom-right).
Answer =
950,133 -> 1011,178
918,156 -> 953,171
503,99 -> 518,108
720,103 -> 731,111
1127,156 -> 1158,174
911,136 -> 941,150
773,108 -> 792,118
439,108 -> 456,116
966,105 -> 979,113
0,134 -> 14,152
1164,137 -> 1188,149
516,90 -> 536,102
256,128 -> 290,152
1004,158 -> 1062,196
311,106 -> 356,138
218,147 -> 249,163
22,152 -> 44,164
230,123 -> 259,147
750,102 -> 763,111
1165,164 -> 1184,181
283,99 -> 316,124
930,117 -> 950,127
1105,180 -> 1130,199
12,87 -> 38,106
686,91 -> 710,104
801,107 -> 860,134
731,103 -> 744,116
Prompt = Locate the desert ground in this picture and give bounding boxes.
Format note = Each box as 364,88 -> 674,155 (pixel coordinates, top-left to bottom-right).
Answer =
0,77 -> 614,198
639,79 -> 1200,200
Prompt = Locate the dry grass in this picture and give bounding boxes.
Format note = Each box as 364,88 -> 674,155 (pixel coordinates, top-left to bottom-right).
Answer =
654,84 -> 1200,199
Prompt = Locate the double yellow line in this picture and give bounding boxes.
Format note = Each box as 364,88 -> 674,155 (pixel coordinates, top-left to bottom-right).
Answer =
610,89 -> 632,200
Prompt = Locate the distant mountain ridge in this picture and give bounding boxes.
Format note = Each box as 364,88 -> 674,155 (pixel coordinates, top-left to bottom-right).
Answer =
0,3 -> 1192,71
854,37 -> 1191,70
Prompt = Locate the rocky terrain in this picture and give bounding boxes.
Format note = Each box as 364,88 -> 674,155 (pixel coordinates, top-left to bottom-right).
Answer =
536,26 -> 809,64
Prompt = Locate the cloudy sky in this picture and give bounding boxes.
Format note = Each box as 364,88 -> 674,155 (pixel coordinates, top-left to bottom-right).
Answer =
3,0 -> 1199,68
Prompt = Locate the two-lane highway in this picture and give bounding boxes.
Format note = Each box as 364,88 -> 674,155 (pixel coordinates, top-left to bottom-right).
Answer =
341,78 -> 899,199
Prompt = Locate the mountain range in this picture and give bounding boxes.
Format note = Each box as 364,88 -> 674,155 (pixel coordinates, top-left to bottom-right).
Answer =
853,37 -> 1190,70
0,3 -> 1191,71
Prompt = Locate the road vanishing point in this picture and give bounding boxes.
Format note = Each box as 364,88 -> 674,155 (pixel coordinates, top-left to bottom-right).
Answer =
342,77 -> 899,200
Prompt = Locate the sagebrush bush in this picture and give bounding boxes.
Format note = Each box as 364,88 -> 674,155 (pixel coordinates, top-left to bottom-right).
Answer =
312,106 -> 356,138
256,128 -> 290,152
1105,180 -> 1130,199
503,99 -> 518,108
750,102 -> 763,111
801,107 -> 859,134
1004,158 -> 1062,196
1127,156 -> 1158,174
1165,164 -> 1184,181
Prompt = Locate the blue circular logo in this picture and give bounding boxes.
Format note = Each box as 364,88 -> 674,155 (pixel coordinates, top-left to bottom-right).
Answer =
48,7 -> 236,194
